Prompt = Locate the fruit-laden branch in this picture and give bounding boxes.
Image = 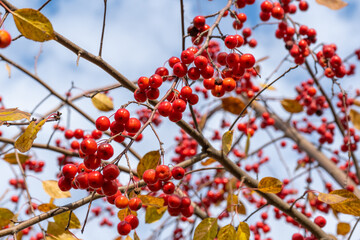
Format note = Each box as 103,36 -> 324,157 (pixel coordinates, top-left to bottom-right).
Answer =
0,0 -> 340,238
239,95 -> 360,198
0,152 -> 208,237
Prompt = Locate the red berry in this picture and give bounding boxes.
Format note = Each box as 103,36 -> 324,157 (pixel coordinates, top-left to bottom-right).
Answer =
75,172 -> 89,189
149,74 -> 163,88
156,165 -> 172,180
314,216 -> 326,228
193,16 -> 206,30
97,143 -> 114,160
114,108 -> 130,124
115,195 -> 129,209
62,164 -> 78,179
102,180 -> 118,196
103,164 -> 120,180
292,233 -> 304,240
173,62 -> 188,78
125,118 -> 141,133
172,167 -> 185,180
162,181 -> 175,194
240,53 -> 256,69
96,116 -> 110,131
88,171 -> 104,189
168,195 -> 181,208
158,101 -> 173,117
128,197 -> 142,211
64,130 -> 74,139
80,138 -> 98,155
84,154 -> 101,170
0,30 -> 11,48
74,129 -> 84,139
143,169 -> 158,185
124,215 -> 139,229
224,35 -> 237,49
137,76 -> 149,90
58,176 -> 72,191
117,221 -> 131,235
172,99 -> 187,113
194,56 -> 208,69
181,50 -> 195,64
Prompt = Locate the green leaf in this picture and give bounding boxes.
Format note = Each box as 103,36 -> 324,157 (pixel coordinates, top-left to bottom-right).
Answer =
222,130 -> 234,155
145,206 -> 167,224
137,151 -> 160,179
236,222 -> 250,240
15,118 -> 46,153
218,224 -> 236,240
13,8 -> 55,42
3,152 -> 29,164
0,208 -> 15,228
258,177 -> 283,194
193,218 -> 218,240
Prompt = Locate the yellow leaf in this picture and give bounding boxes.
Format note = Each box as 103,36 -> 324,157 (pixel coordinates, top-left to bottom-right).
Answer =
0,208 -> 14,228
199,113 -> 207,130
329,189 -> 360,216
330,189 -> 359,199
354,99 -> 360,107
317,192 -> 347,204
13,8 -> 55,42
15,118 -> 46,153
236,222 -> 250,240
337,222 -> 351,235
117,208 -> 138,221
222,130 -> 234,155
221,97 -> 247,115
201,158 -> 217,166
218,224 -> 236,240
91,93 -> 114,112
258,177 -> 283,194
145,206 -> 167,224
244,132 -> 251,157
42,180 -> 71,199
226,194 -> 246,215
0,108 -> 31,122
5,63 -> 11,78
46,222 -> 77,240
134,232 -> 140,240
193,218 -> 218,240
138,195 -> 164,207
259,83 -> 276,91
54,211 -> 81,229
137,151 -> 160,179
3,152 -> 29,164
125,236 -> 132,240
281,99 -> 303,113
38,203 -> 57,212
315,0 -> 347,10
350,109 -> 360,130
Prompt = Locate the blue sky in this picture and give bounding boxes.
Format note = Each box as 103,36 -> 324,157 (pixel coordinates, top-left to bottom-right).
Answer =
1,0 -> 360,239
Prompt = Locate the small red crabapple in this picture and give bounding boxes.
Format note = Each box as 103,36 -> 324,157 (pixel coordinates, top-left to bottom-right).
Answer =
128,197 -> 142,211
103,164 -> 120,180
117,221 -> 132,235
156,165 -> 172,180
171,166 -> 185,180
124,215 -> 139,229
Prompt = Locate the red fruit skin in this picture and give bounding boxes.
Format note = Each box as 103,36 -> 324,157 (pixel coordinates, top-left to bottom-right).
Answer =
103,164 -> 120,180
168,195 -> 181,208
62,164 -> 78,179
124,215 -> 139,229
0,30 -> 11,48
125,118 -> 141,133
84,154 -> 101,170
95,116 -> 110,131
75,172 -> 89,189
114,108 -> 130,124
181,205 -> 194,217
156,165 -> 172,180
101,180 -> 118,196
162,181 -> 175,194
115,195 -> 129,209
128,197 -> 142,211
117,221 -> 132,235
106,190 -> 121,204
97,143 -> 114,160
147,180 -> 163,192
143,169 -> 158,185
58,176 -> 72,191
87,171 -> 104,189
171,167 -> 185,180
80,138 -> 98,155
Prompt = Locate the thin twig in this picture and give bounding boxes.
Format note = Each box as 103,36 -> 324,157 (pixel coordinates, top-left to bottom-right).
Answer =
98,0 -> 107,57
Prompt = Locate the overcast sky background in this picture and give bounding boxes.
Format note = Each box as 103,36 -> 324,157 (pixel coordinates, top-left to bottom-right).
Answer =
1,0 -> 360,239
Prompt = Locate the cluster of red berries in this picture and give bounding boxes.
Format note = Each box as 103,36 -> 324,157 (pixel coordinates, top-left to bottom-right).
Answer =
136,107 -> 161,126
249,213 -> 271,240
260,0 -> 308,22
187,15 -> 209,46
22,159 -> 45,173
0,29 -> 11,48
171,130 -> 198,164
142,165 -> 194,218
291,216 -> 326,240
317,44 -> 348,78
237,117 -> 258,137
295,79 -> 328,116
